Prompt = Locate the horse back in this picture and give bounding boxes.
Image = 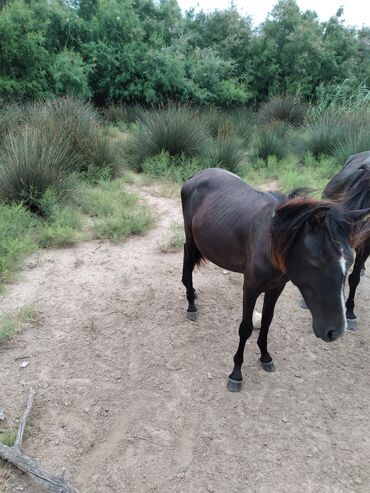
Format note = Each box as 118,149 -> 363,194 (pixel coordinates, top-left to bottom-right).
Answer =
323,150 -> 370,199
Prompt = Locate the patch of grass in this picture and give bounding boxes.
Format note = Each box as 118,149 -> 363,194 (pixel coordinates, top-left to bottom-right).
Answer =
0,305 -> 36,343
257,96 -> 307,127
252,123 -> 290,162
295,110 -> 370,159
0,126 -> 74,213
206,135 -> 244,172
334,130 -> 370,165
142,152 -> 206,183
74,180 -> 153,242
202,106 -> 255,148
0,428 -> 16,447
0,428 -> 16,465
127,106 -> 208,171
240,154 -> 340,194
0,203 -> 37,286
158,221 -> 184,253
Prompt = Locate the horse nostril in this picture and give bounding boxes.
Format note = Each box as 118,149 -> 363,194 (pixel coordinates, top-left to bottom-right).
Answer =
327,329 -> 335,341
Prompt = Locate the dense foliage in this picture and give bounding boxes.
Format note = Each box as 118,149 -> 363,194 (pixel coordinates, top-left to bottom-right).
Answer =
0,0 -> 369,105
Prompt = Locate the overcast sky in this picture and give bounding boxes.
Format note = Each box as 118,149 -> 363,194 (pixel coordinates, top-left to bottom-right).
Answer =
176,0 -> 370,28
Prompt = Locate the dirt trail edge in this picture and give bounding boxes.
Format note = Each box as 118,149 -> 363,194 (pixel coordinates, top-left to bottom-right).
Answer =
0,184 -> 370,493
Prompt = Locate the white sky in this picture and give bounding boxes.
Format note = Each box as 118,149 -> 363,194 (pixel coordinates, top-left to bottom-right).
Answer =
177,0 -> 370,28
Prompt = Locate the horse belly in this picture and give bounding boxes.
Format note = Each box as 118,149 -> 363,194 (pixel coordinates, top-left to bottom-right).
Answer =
193,228 -> 246,274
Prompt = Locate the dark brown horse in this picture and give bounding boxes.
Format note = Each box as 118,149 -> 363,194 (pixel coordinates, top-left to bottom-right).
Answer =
322,150 -> 370,330
181,168 -> 369,392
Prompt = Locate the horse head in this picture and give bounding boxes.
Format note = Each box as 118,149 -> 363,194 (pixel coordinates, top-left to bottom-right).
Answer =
271,197 -> 370,342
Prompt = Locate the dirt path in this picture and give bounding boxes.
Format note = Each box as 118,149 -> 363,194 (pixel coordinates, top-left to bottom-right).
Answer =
0,183 -> 370,493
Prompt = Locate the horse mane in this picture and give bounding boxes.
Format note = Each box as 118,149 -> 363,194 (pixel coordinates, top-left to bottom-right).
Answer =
270,195 -> 351,272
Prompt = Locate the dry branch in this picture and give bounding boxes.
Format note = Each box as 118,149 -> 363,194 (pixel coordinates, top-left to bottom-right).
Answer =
0,389 -> 79,493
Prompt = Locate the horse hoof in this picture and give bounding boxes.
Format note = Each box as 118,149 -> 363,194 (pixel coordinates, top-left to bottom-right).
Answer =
346,318 -> 358,332
298,298 -> 308,309
227,378 -> 242,392
261,361 -> 276,372
187,311 -> 197,321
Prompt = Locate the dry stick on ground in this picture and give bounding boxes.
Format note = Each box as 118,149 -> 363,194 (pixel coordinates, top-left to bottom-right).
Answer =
0,388 -> 80,493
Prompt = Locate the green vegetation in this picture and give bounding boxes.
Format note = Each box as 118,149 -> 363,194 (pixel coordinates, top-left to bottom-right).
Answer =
0,305 -> 36,343
0,0 -> 369,106
74,180 -> 153,242
0,427 -> 16,465
0,98 -> 155,289
127,106 -> 208,171
158,221 -> 184,253
0,428 -> 16,447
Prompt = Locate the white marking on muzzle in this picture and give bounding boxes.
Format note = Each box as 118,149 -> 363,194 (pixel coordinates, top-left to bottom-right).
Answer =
339,253 -> 347,330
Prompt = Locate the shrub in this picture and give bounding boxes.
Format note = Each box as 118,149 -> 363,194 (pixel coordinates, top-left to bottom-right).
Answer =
253,123 -> 290,162
206,135 -> 244,172
203,106 -> 255,147
257,95 -> 307,127
103,103 -> 139,125
127,106 -> 208,171
295,110 -> 369,159
31,98 -> 121,176
0,125 -> 74,213
334,130 -> 370,165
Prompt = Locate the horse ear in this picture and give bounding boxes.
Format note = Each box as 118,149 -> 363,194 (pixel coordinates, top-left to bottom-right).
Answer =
307,206 -> 330,230
345,208 -> 370,224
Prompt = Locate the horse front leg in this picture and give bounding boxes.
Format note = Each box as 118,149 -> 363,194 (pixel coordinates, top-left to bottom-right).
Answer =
227,285 -> 258,392
257,285 -> 285,373
346,249 -> 370,330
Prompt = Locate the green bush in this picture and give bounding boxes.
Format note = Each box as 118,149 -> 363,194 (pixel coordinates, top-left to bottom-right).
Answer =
51,49 -> 91,99
257,96 -> 307,127
0,125 -> 74,213
294,110 -> 369,159
31,98 -> 121,176
206,136 -> 244,172
334,130 -> 370,165
203,106 -> 255,147
127,106 -> 208,171
253,123 -> 290,162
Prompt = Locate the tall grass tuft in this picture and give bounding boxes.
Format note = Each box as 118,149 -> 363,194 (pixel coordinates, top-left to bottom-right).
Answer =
103,102 -> 139,125
127,106 -> 208,171
202,106 -> 255,148
30,98 -> 121,176
253,123 -> 290,162
0,101 -> 24,142
257,95 -> 307,127
334,130 -> 370,165
0,126 -> 75,213
206,135 -> 244,172
295,110 -> 370,159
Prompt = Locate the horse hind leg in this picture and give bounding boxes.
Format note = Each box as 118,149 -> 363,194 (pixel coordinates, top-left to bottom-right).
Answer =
182,241 -> 202,321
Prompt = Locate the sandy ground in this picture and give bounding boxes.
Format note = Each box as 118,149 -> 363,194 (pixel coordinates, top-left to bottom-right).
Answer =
0,182 -> 370,493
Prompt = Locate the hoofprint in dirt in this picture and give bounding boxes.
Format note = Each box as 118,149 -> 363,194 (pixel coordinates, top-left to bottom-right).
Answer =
0,182 -> 370,493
